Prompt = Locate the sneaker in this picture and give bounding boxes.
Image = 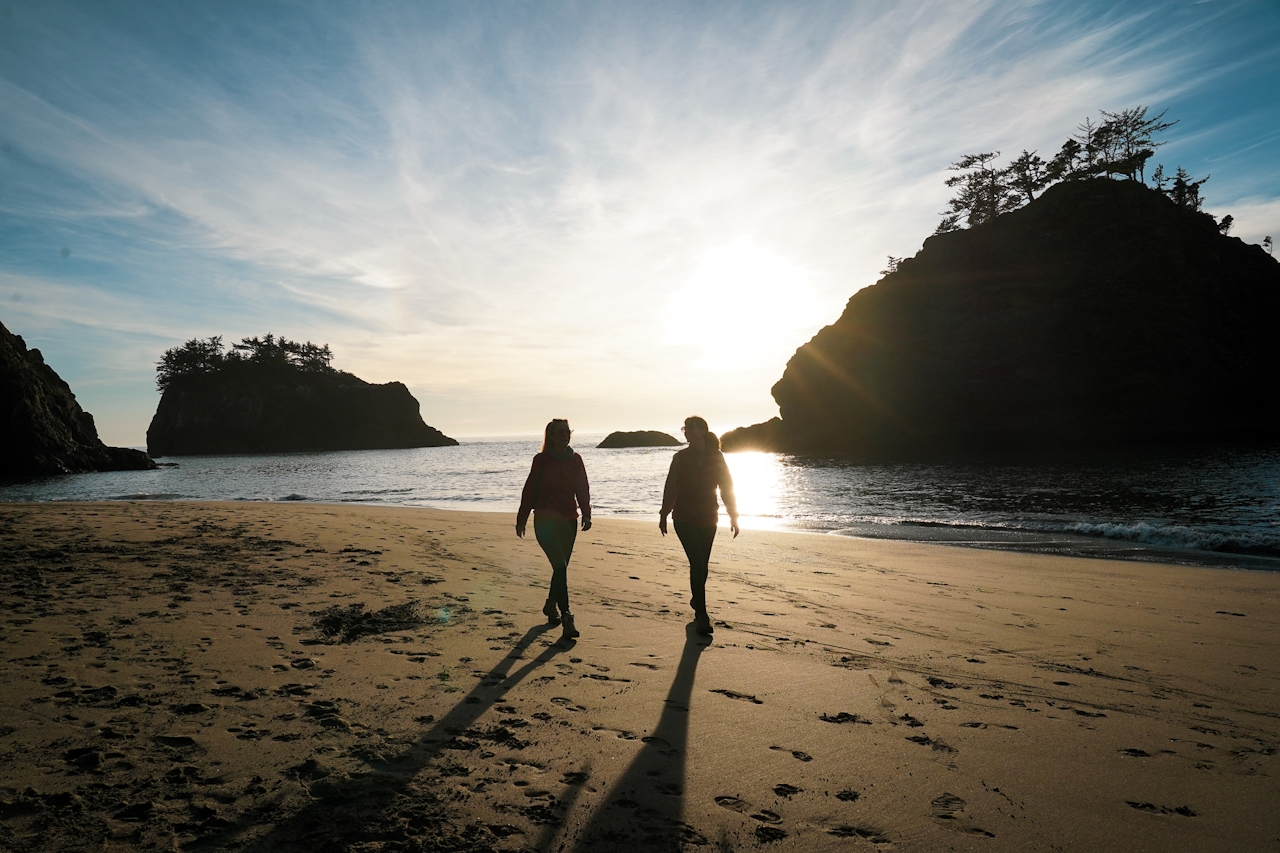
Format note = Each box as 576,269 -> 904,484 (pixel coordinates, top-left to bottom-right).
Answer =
694,612 -> 714,636
542,598 -> 561,625
560,612 -> 580,641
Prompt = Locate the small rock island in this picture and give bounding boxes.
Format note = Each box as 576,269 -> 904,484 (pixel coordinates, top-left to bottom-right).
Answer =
1,319 -> 155,477
597,430 -> 683,449
146,335 -> 457,456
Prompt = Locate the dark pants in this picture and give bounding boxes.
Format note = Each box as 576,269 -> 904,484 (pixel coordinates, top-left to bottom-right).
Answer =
534,517 -> 577,613
674,521 -> 717,615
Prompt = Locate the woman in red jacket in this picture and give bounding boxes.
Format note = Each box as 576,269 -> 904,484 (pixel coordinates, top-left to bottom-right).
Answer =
659,415 -> 738,636
516,418 -> 592,641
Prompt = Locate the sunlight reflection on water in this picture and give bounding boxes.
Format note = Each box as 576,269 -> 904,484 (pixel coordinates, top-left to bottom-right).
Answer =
722,451 -> 789,531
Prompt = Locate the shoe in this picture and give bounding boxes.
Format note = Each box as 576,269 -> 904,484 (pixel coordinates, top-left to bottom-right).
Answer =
542,598 -> 561,625
561,612 -> 580,641
694,612 -> 713,636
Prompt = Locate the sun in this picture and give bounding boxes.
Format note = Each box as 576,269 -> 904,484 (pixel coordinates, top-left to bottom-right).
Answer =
665,237 -> 823,367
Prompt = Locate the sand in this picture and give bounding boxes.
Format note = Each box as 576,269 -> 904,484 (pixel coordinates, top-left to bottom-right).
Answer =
0,501 -> 1276,852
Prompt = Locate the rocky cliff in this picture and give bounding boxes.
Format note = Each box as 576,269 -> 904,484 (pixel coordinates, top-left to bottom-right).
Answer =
724,178 -> 1280,456
1,320 -> 155,477
147,369 -> 457,456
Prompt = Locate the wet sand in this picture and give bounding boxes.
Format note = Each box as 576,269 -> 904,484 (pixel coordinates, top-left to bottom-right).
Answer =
0,501 -> 1277,852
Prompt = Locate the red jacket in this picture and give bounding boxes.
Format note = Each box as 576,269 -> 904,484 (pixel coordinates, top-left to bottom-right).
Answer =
517,451 -> 591,526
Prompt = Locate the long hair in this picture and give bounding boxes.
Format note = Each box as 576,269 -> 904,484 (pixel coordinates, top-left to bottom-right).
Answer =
684,416 -> 720,451
541,418 -> 570,453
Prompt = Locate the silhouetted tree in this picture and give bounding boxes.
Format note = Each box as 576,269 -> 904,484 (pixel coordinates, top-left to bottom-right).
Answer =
156,336 -> 226,391
1072,117 -> 1105,175
157,333 -> 336,391
880,256 -> 904,276
1004,150 -> 1050,205
1149,164 -> 1169,192
1264,236 -> 1274,256
1097,106 -> 1175,182
1217,215 -> 1234,235
1045,138 -> 1084,183
1166,166 -> 1209,211
933,107 -> 1203,233
940,152 -> 1015,230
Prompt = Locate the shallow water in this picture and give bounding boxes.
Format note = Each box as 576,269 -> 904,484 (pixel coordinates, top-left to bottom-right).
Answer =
2,436 -> 1277,571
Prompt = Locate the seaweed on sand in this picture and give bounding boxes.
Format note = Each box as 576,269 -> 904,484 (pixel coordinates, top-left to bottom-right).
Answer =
311,600 -> 427,643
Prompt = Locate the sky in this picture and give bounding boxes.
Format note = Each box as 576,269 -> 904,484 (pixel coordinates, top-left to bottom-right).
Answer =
2,0 -> 1278,445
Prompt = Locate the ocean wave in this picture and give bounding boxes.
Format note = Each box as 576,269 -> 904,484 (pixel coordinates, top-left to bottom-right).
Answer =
277,494 -> 309,501
1065,521 -> 1280,556
99,493 -> 186,501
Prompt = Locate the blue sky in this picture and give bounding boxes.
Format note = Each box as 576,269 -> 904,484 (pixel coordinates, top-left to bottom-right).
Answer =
2,0 -> 1278,445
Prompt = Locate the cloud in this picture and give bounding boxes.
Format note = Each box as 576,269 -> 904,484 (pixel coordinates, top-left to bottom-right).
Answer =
1,0 -> 1277,438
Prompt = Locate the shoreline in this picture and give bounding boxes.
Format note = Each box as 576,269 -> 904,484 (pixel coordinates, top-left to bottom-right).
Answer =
4,491 -> 1277,574
2,500 -> 1278,851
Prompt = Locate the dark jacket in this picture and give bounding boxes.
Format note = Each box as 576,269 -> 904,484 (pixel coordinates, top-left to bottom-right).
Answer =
661,447 -> 737,527
517,450 -> 591,526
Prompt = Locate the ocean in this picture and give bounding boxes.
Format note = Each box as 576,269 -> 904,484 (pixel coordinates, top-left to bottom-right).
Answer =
3,436 -> 1278,571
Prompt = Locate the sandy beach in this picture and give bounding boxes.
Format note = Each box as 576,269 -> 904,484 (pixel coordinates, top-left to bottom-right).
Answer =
0,501 -> 1277,852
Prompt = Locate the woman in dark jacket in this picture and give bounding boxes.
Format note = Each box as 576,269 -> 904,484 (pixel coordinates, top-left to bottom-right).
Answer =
516,418 -> 591,640
659,416 -> 738,635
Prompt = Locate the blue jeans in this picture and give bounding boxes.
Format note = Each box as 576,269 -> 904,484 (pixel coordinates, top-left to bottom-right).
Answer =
674,521 -> 716,615
534,517 -> 577,613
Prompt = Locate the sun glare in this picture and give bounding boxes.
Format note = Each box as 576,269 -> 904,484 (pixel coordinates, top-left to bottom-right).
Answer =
723,451 -> 789,530
666,238 -> 822,366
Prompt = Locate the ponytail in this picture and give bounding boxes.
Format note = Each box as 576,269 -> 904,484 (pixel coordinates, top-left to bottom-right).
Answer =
705,431 -> 721,451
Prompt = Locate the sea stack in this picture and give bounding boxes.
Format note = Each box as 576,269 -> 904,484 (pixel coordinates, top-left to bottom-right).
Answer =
724,178 -> 1280,456
597,430 -> 682,448
0,319 -> 155,477
146,336 -> 458,455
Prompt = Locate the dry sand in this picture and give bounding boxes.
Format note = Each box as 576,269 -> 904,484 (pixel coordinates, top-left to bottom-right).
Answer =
0,501 -> 1277,852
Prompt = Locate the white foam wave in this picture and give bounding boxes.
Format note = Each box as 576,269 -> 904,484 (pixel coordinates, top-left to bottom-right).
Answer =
1067,521 -> 1280,554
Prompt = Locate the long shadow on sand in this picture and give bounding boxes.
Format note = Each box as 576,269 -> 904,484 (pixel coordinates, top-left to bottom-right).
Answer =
554,623 -> 710,851
199,623 -> 568,852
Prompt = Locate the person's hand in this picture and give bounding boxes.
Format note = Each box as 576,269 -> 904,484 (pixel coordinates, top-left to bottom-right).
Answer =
658,514 -> 668,536
581,518 -> 592,532
730,517 -> 740,539
515,523 -> 526,539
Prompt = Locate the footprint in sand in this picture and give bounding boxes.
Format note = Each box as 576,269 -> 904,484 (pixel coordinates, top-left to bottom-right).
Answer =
769,746 -> 813,762
715,795 -> 751,813
1126,801 -> 1197,817
710,689 -> 762,704
931,792 -> 995,837
550,697 -> 586,712
774,784 -> 801,797
821,711 -> 872,725
907,735 -> 957,754
591,726 -> 638,740
829,824 -> 889,842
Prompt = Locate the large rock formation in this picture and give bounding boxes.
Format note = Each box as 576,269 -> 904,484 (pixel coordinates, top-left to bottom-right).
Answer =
724,178 -> 1280,456
147,369 -> 457,456
1,320 -> 155,477
597,430 -> 682,449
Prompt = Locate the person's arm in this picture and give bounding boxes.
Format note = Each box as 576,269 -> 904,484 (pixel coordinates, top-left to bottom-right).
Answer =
659,453 -> 680,536
717,452 -> 740,538
515,455 -> 542,537
574,455 -> 592,531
